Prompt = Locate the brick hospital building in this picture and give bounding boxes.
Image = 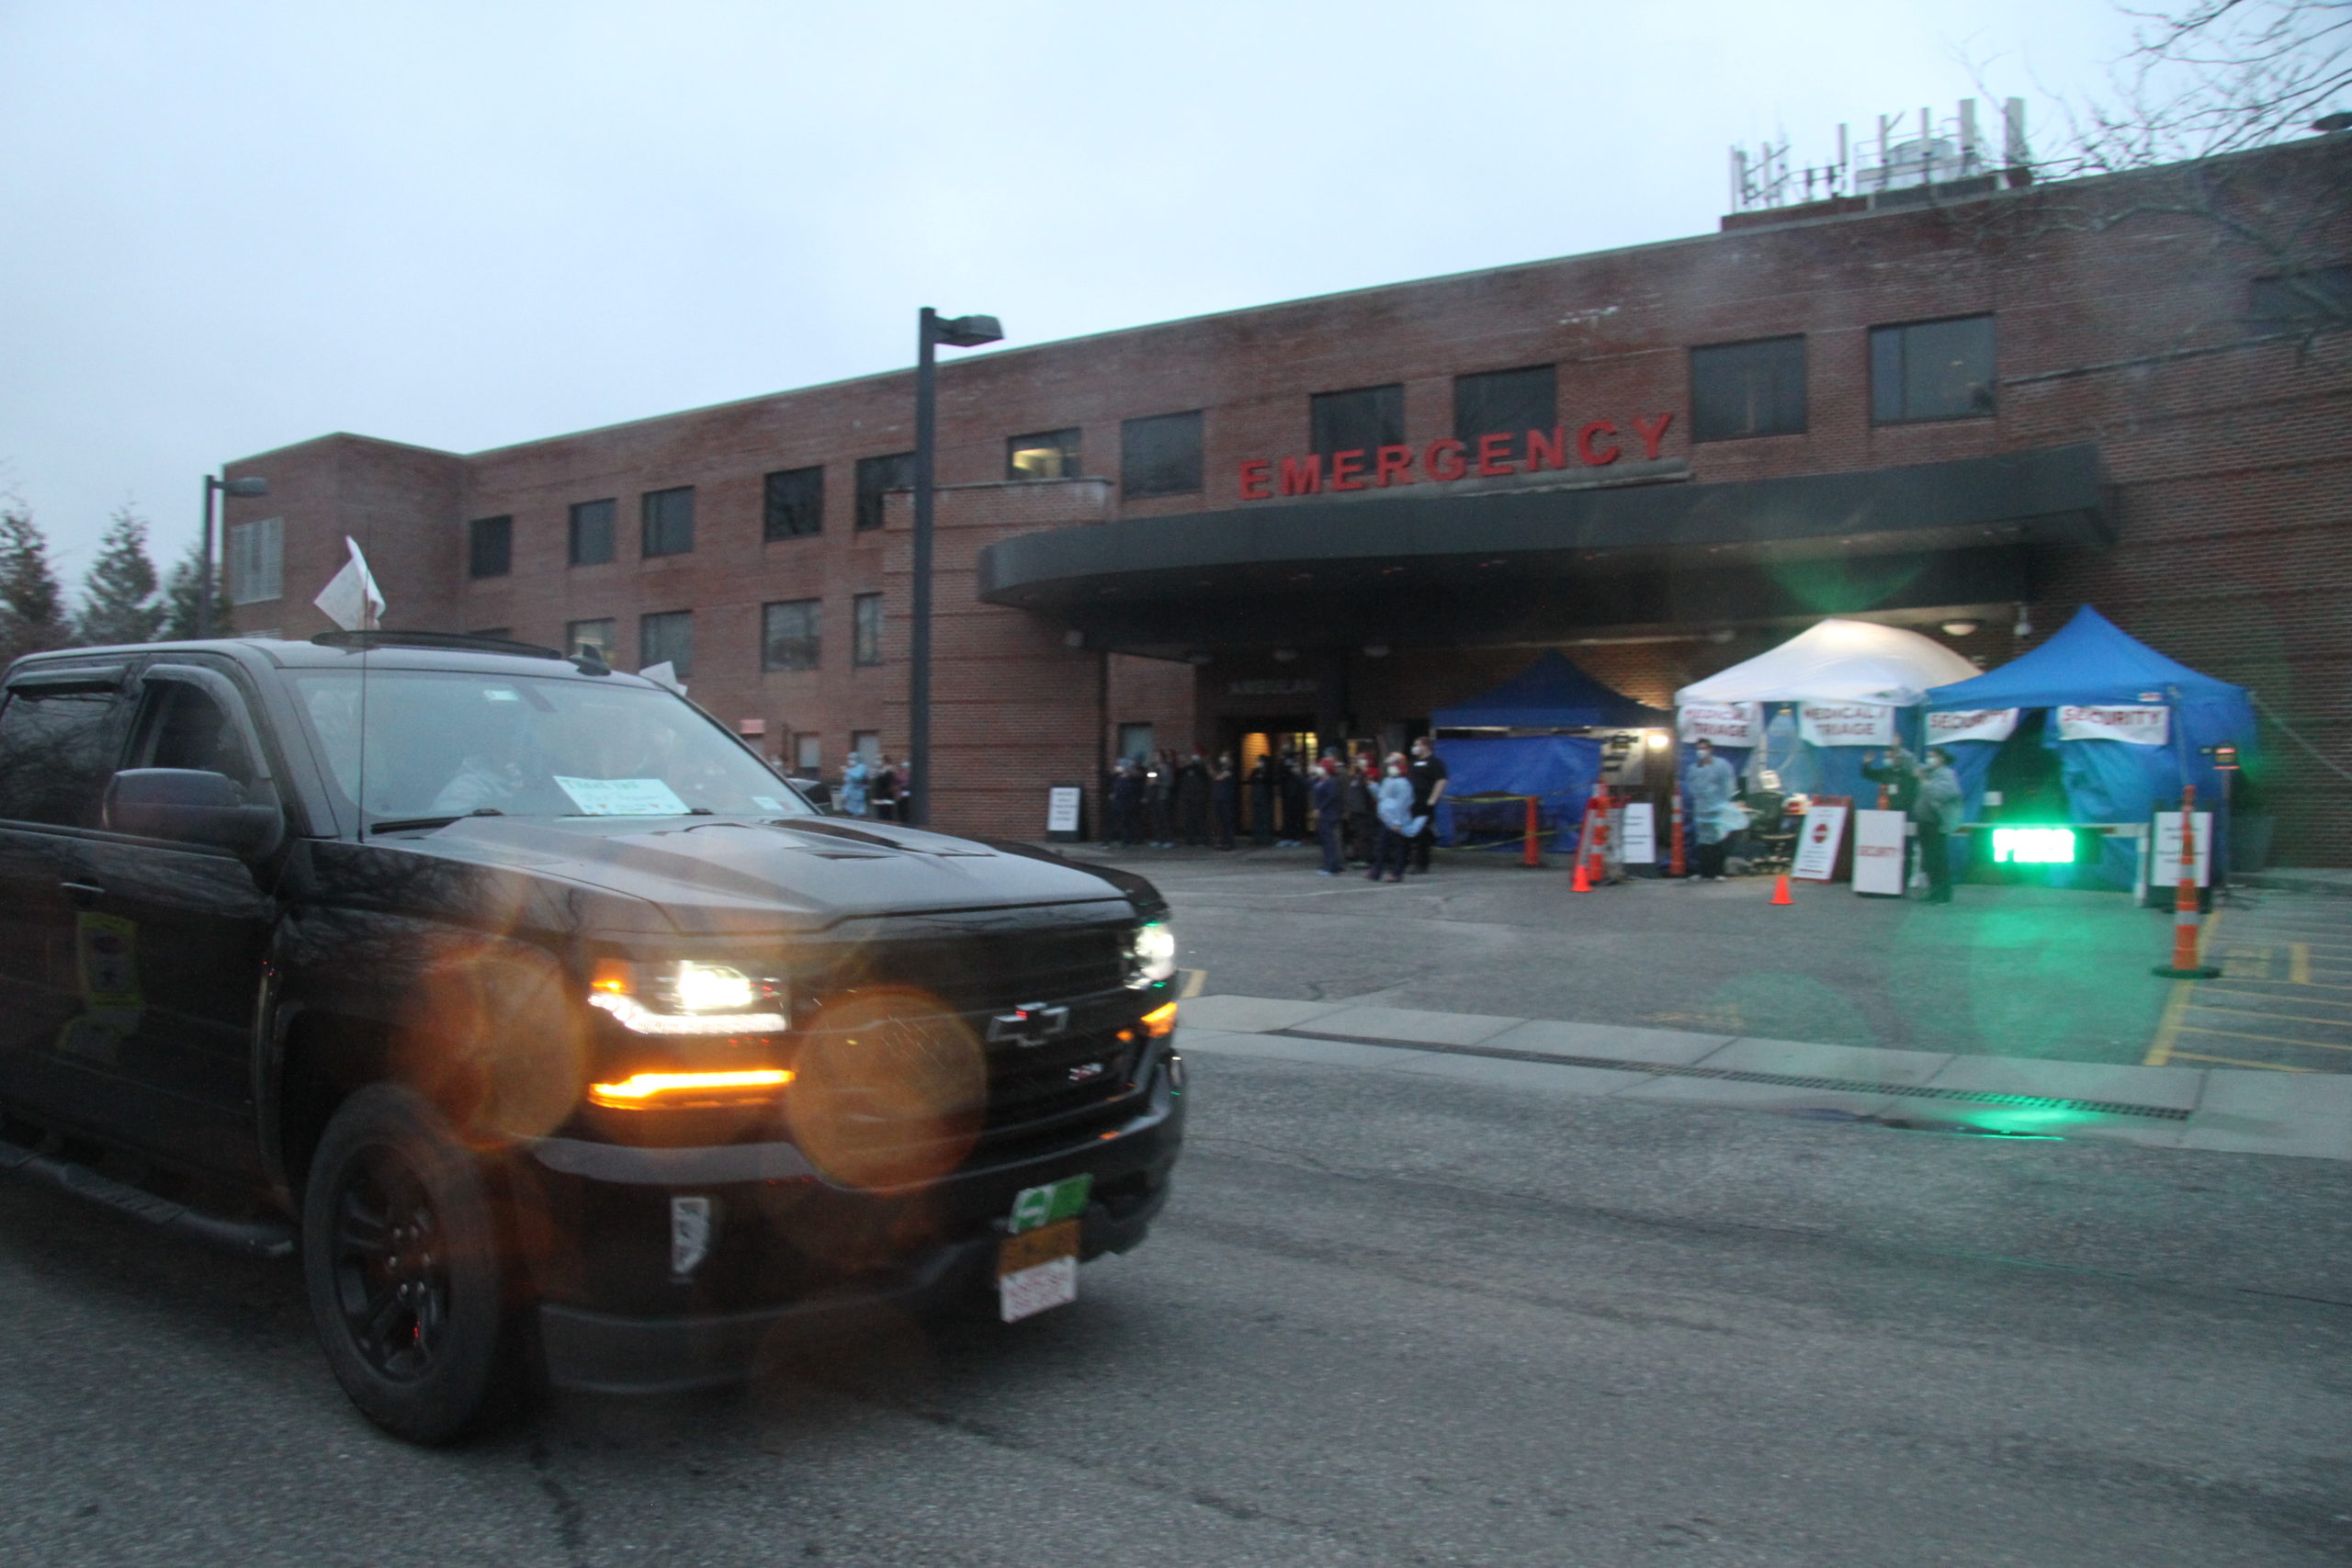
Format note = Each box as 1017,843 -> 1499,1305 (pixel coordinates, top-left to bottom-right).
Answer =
220,130 -> 2352,862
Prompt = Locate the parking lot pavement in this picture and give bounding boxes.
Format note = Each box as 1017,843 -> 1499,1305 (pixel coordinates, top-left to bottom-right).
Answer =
2149,894 -> 2352,1072
1073,843 -> 2352,1071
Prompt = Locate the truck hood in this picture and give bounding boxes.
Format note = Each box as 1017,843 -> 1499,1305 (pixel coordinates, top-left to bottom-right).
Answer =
393,813 -> 1138,935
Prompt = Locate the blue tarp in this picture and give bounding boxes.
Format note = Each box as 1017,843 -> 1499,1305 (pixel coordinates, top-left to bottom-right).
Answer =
1432,651 -> 1669,730
1432,736 -> 1601,849
1926,606 -> 2258,889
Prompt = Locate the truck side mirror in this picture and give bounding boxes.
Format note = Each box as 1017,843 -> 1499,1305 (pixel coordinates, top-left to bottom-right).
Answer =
104,769 -> 283,857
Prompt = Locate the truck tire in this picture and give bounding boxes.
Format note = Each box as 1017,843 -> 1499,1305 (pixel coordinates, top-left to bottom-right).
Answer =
301,1083 -> 524,1444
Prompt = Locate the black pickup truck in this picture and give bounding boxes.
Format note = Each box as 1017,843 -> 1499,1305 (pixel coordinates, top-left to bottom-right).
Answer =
0,632 -> 1182,1442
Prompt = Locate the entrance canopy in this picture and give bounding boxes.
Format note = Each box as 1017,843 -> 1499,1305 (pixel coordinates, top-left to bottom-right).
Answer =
1675,618 -> 1979,707
1433,651 -> 1668,729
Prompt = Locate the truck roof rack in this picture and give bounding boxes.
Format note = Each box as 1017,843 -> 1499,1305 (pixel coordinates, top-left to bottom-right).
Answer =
311,629 -> 570,660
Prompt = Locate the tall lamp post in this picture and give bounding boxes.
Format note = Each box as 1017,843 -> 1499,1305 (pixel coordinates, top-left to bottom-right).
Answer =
198,473 -> 270,638
907,307 -> 1002,827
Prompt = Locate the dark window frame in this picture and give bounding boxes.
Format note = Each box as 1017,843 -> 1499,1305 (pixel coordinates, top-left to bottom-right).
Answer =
1309,384 -> 1406,459
639,609 -> 694,677
762,598 -> 823,673
855,452 -> 914,532
1689,335 -> 1809,442
467,515 -> 513,579
2250,264 -> 2352,322
0,684 -> 127,829
1869,314 -> 1996,425
852,592 -> 882,667
1120,410 -> 1204,499
763,466 -> 824,540
568,499 -> 617,566
640,486 -> 696,558
1452,365 -> 1558,445
1006,428 -> 1081,481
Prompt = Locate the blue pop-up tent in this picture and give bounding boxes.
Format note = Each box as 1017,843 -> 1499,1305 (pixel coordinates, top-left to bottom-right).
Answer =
1925,606 -> 2256,888
1431,652 -> 1668,847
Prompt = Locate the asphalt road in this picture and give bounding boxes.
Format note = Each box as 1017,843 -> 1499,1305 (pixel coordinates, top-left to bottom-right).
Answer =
4,1048 -> 2347,1567
1100,845 -> 2352,1069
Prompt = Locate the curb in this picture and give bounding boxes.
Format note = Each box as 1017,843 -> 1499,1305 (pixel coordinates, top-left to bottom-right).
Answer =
1172,994 -> 2352,1161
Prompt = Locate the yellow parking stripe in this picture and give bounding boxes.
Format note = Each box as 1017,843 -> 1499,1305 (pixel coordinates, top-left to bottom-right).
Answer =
2177,1023 -> 2352,1050
2291,943 -> 2313,985
2145,978 -> 2197,1066
1178,967 -> 1207,999
2184,998 -> 2352,1028
2169,1051 -> 2312,1072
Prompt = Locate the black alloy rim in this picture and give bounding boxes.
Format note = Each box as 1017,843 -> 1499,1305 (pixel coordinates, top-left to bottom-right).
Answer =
330,1144 -> 450,1382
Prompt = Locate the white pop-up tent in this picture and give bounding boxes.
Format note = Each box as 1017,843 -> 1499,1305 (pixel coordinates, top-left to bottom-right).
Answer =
1675,617 -> 1978,707
1674,618 -> 1981,802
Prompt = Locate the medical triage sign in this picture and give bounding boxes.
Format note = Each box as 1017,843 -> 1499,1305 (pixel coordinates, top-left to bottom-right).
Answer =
1237,413 -> 1675,500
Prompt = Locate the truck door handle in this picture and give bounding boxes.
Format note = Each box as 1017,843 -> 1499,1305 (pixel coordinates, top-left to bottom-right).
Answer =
60,882 -> 105,908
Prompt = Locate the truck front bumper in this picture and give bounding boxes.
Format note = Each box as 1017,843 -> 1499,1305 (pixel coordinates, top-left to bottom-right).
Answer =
523,1050 -> 1183,1395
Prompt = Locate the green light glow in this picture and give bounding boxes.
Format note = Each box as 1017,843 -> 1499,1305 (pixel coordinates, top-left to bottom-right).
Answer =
1992,827 -> 2077,865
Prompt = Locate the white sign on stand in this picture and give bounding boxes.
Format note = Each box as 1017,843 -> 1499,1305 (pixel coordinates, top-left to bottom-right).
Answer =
2149,811 -> 2213,887
1851,809 -> 1909,896
1046,786 -> 1082,836
1620,802 -> 1656,864
1792,803 -> 1850,881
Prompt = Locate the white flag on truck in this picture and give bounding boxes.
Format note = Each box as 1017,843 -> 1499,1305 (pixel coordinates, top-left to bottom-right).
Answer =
313,537 -> 386,631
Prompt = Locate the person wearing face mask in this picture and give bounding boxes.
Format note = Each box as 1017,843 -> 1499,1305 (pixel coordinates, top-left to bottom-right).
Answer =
1367,753 -> 1418,883
1211,750 -> 1238,851
1684,738 -> 1743,881
1310,756 -> 1345,875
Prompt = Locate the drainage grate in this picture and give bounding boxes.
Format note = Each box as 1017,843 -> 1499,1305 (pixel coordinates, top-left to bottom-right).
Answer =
1272,1030 -> 2191,1122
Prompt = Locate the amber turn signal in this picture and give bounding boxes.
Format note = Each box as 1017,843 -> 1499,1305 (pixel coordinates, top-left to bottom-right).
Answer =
1141,1001 -> 1179,1038
586,1068 -> 793,1108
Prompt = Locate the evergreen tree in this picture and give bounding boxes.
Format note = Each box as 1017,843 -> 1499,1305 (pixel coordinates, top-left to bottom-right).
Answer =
158,543 -> 235,641
76,508 -> 165,646
0,507 -> 74,666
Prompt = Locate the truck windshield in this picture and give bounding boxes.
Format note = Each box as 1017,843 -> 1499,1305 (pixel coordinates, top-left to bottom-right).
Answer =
290,669 -> 814,824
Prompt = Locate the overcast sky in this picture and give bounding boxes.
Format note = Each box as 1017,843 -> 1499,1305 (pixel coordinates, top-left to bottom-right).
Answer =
1,0 -> 2144,584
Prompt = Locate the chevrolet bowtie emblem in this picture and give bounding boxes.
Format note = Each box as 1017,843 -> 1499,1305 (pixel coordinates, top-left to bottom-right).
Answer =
987,1002 -> 1070,1048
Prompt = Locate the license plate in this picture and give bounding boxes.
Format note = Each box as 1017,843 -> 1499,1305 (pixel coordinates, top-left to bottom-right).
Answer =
997,1217 -> 1080,1322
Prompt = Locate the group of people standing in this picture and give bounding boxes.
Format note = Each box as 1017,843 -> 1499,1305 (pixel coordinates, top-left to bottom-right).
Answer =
837,752 -> 907,820
1104,738 -> 1452,881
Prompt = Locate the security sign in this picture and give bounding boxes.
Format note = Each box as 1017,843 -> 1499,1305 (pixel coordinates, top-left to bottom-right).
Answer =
1792,803 -> 1850,882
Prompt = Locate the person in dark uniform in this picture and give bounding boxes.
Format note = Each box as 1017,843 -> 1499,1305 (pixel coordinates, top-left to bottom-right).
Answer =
1146,750 -> 1176,848
1248,754 -> 1275,847
1406,736 -> 1449,874
1105,756 -> 1142,848
1343,755 -> 1379,865
1278,750 -> 1308,847
1311,758 -> 1345,874
1211,751 -> 1238,850
1176,749 -> 1210,847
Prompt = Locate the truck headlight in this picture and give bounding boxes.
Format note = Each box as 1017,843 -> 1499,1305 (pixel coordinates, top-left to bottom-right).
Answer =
589,958 -> 789,1035
1126,920 -> 1178,988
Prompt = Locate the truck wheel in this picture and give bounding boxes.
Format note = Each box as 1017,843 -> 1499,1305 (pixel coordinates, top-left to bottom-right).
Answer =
301,1084 -> 522,1444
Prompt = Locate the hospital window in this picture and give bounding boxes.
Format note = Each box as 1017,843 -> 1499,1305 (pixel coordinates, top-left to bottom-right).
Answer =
1870,315 -> 1996,423
1121,410 -> 1204,498
1309,384 -> 1404,458
1007,428 -> 1080,480
640,485 -> 696,557
1453,366 -> 1557,446
1117,723 -> 1154,762
763,466 -> 823,539
763,598 -> 821,672
566,617 -> 616,662
2250,264 -> 2351,321
569,499 -> 616,565
639,609 -> 693,677
229,516 -> 283,604
855,452 -> 913,531
853,592 -> 883,666
467,515 -> 512,579
1690,335 -> 1808,441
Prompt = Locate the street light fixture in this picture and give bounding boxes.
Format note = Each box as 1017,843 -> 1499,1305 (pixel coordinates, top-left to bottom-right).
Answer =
907,307 -> 1002,827
198,472 -> 269,638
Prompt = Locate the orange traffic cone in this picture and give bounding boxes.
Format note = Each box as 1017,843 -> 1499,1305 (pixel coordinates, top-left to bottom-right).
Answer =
1770,874 -> 1794,906
1571,859 -> 1591,893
